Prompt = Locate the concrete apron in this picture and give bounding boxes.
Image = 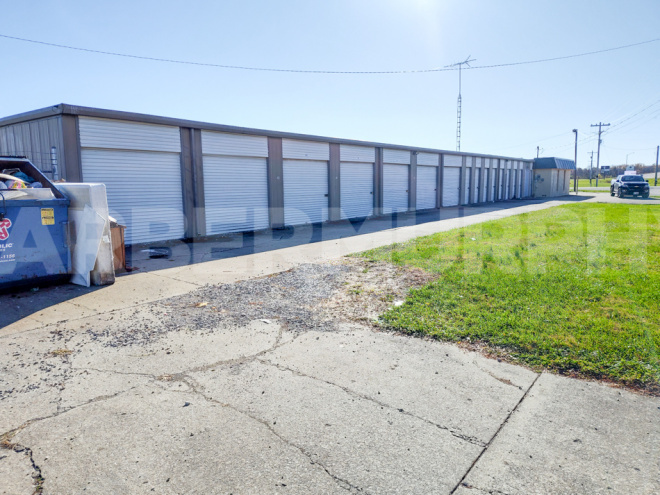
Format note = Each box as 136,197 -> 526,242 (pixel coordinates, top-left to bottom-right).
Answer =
1,197 -> 659,494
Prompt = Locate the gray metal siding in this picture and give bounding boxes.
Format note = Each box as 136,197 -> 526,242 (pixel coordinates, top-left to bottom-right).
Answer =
81,149 -> 185,244
416,165 -> 437,210
340,162 -> 374,219
203,156 -> 269,235
283,160 -> 329,225
383,164 -> 409,213
0,116 -> 64,179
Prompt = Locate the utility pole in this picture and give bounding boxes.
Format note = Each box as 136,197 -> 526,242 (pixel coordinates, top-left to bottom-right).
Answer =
589,151 -> 594,186
590,122 -> 610,186
446,56 -> 475,151
655,145 -> 659,186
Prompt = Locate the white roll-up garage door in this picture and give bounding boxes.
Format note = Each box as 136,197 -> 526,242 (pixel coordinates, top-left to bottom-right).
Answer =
474,164 -> 481,204
416,165 -> 437,210
442,167 -> 460,207
79,117 -> 184,245
340,162 -> 373,219
383,163 -> 409,213
81,149 -> 185,245
201,131 -> 270,235
490,167 -> 497,201
283,160 -> 329,225
462,167 -> 472,205
480,165 -> 488,202
203,156 -> 269,235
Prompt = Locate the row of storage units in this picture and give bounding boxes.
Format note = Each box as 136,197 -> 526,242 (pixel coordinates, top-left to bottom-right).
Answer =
75,116 -> 533,245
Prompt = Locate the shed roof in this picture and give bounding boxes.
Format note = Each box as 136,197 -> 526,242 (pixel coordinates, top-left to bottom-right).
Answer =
533,157 -> 575,170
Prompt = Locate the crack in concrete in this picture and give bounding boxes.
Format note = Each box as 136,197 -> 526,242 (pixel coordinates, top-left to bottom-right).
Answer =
258,357 -> 487,447
449,372 -> 542,494
0,385 -> 142,444
455,484 -> 511,495
173,374 -> 366,494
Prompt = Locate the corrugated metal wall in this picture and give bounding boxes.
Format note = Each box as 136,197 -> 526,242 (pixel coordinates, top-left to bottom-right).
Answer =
0,117 -> 64,179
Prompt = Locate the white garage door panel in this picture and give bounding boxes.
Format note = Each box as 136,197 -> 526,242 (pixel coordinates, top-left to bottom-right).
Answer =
462,168 -> 471,205
201,131 -> 268,157
416,166 -> 437,210
282,139 -> 329,160
417,152 -> 439,166
203,155 -> 269,235
383,149 -> 410,164
79,118 -> 181,152
474,171 -> 481,203
284,160 -> 328,225
490,168 -> 497,200
81,149 -> 185,245
480,170 -> 488,202
340,145 -> 375,163
383,164 -> 409,213
444,155 -> 462,167
340,162 -> 373,219
442,167 -> 460,206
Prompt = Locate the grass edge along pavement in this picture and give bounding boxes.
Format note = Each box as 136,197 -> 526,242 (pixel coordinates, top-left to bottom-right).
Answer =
356,203 -> 660,394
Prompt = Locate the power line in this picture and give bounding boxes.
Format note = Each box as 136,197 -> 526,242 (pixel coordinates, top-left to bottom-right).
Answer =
0,33 -> 658,75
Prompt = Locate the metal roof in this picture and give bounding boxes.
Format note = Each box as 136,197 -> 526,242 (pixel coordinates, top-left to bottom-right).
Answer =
0,103 -> 534,163
533,157 -> 576,170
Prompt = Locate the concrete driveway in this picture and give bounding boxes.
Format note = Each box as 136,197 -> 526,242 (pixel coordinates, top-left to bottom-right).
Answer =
1,197 -> 659,494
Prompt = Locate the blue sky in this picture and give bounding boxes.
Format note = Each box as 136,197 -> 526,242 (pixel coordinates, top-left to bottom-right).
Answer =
1,0 -> 659,167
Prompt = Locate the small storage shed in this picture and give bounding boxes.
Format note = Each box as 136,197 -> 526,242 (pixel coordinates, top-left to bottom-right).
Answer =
532,157 -> 575,198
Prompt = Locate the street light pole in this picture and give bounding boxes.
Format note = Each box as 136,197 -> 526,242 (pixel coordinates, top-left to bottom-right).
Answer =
572,129 -> 578,193
626,152 -> 634,166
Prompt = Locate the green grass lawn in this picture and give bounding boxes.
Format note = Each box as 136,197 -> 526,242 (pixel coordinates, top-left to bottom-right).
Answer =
359,203 -> 660,391
579,189 -> 609,193
578,179 -> 610,188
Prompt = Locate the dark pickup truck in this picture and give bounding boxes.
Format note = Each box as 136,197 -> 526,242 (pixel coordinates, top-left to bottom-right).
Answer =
610,175 -> 650,198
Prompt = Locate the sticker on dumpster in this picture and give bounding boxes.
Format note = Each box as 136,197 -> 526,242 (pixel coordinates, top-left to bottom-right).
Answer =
41,208 -> 55,225
0,218 -> 11,240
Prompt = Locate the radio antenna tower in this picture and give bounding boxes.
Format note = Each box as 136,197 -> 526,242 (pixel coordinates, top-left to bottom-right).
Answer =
446,56 -> 475,151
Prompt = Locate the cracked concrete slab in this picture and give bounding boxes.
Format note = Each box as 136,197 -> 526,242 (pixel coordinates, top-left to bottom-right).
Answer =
265,326 -> 538,444
13,384 -> 347,495
460,373 -> 660,495
70,319 -> 284,376
192,358 -> 483,494
0,448 -> 35,495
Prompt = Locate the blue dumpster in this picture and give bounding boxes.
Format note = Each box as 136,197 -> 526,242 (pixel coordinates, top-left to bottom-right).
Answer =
0,157 -> 70,289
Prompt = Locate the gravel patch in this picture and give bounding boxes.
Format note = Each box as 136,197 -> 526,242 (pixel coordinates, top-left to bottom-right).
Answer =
86,263 -> 352,348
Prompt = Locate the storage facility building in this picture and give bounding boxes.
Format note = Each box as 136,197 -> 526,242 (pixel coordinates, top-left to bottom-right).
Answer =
0,104 -> 536,245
